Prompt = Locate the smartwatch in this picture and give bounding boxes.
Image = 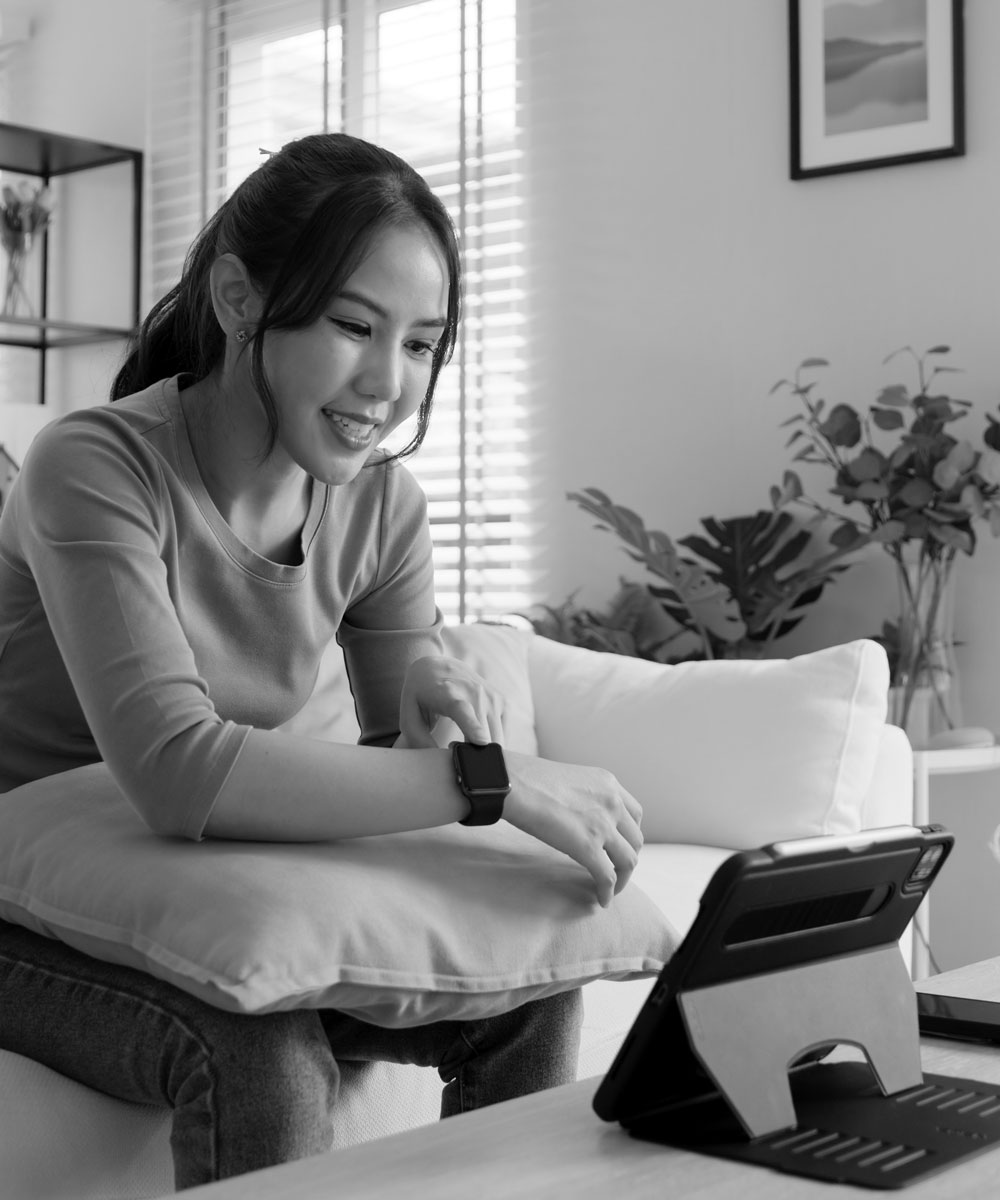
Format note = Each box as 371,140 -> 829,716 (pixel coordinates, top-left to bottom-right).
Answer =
450,741 -> 510,826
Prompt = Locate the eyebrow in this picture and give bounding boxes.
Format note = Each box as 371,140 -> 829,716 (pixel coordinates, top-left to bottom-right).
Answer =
337,289 -> 448,330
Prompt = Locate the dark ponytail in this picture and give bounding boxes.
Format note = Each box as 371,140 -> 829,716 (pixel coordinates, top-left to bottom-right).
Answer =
112,133 -> 461,460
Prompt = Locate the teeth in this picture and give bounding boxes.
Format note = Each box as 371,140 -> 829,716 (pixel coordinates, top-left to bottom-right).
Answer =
325,412 -> 373,439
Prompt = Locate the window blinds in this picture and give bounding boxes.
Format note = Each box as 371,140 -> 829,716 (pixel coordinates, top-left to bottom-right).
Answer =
147,0 -> 529,624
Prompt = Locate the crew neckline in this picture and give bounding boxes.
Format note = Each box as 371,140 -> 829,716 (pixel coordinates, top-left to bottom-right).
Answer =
162,376 -> 327,583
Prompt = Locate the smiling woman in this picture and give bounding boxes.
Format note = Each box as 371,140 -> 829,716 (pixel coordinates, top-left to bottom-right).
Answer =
183,224 -> 451,503
148,0 -> 526,625
0,131 -> 644,1191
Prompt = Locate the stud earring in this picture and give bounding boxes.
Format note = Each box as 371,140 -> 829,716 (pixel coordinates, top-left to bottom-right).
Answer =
234,329 -> 249,344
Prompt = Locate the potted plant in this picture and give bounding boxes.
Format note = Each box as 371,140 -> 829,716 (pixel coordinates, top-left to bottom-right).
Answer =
521,490 -> 849,663
768,345 -> 1000,745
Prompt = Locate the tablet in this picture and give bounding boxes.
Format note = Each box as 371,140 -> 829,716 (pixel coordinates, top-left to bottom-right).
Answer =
593,823 -> 953,1126
915,992 -> 1000,1045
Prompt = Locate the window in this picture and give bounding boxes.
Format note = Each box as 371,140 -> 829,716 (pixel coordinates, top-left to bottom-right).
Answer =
148,0 -> 530,624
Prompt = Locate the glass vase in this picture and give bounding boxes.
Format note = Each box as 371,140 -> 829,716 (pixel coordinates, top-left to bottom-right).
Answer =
887,543 -> 961,749
1,230 -> 36,317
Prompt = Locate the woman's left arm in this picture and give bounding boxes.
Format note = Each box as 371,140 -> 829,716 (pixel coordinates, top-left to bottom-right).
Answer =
335,462 -> 503,751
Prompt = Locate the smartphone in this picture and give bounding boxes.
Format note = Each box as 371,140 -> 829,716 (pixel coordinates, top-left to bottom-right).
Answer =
916,991 -> 1000,1044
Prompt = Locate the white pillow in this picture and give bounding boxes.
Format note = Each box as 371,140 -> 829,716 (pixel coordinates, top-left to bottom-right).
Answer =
0,763 -> 676,1025
526,637 -> 889,849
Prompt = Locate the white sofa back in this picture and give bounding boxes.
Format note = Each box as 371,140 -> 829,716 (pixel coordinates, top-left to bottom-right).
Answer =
287,624 -> 905,847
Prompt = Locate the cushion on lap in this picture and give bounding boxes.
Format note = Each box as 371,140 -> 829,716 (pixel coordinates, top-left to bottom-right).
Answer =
0,762 -> 677,1025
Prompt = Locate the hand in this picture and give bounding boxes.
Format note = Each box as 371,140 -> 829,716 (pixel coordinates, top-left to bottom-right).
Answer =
396,655 -> 506,749
502,751 -> 644,907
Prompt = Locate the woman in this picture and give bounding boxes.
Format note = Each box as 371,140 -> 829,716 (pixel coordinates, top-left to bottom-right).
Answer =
0,133 -> 642,1189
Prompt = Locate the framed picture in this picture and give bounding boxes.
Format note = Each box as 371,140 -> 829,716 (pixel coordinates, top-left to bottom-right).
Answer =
789,0 -> 965,179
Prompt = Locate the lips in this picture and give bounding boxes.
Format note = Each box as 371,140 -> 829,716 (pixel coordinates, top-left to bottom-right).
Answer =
322,409 -> 380,449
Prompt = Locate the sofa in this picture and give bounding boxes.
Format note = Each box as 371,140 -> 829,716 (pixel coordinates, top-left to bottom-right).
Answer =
0,623 -> 912,1199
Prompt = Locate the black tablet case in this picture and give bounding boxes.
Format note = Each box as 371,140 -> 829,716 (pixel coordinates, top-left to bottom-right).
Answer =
593,825 -> 1000,1188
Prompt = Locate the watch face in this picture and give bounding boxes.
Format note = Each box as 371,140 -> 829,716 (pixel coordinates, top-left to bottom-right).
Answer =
456,742 -> 509,793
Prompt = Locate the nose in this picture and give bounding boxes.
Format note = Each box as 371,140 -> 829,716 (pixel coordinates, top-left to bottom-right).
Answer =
355,342 -> 403,405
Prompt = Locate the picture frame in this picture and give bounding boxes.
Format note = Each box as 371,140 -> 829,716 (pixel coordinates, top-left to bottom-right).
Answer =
789,0 -> 965,180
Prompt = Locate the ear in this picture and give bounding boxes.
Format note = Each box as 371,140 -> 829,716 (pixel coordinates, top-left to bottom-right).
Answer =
209,253 -> 262,335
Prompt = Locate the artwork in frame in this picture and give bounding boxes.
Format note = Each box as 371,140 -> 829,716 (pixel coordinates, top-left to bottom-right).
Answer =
789,0 -> 964,180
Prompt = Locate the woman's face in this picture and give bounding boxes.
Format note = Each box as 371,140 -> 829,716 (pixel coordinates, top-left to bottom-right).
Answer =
261,223 -> 450,487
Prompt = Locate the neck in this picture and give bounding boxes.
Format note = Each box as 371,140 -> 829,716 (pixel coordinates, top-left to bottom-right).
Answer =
180,374 -> 312,563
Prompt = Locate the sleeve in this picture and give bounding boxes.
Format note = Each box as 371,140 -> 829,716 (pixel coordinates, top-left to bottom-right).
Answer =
336,461 -> 444,747
17,416 -> 249,838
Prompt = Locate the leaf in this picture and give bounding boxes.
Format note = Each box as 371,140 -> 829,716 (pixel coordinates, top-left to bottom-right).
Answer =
782,470 -> 804,501
870,520 -> 907,544
875,385 -> 910,407
845,448 -> 886,482
889,443 -> 916,470
800,357 -> 829,369
977,447 -> 1000,486
944,438 -> 976,474
819,403 -> 862,448
871,407 -> 905,431
932,458 -> 963,492
960,484 -> 987,519
927,345 -> 952,354
896,477 -> 936,509
676,509 -> 845,645
568,488 -> 745,647
830,521 -> 866,549
928,523 -> 973,555
854,481 -> 889,501
902,512 -> 931,539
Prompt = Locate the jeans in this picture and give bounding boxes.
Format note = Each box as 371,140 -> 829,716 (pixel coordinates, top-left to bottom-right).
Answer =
0,921 -> 583,1191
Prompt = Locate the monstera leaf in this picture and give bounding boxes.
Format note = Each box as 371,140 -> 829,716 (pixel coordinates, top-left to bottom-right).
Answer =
678,510 -> 846,644
568,489 -> 746,652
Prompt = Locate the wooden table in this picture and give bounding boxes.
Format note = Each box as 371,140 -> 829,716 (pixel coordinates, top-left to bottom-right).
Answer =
184,960 -> 1000,1200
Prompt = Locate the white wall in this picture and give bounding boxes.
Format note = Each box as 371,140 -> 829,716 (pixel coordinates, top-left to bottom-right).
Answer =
520,0 -> 1000,973
0,0 -> 148,410
3,0 -> 999,972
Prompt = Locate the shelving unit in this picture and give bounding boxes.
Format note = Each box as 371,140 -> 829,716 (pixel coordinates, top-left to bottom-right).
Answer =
0,121 -> 143,405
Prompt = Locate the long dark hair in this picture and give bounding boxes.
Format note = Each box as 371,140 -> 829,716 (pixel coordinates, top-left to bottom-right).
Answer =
112,133 -> 461,460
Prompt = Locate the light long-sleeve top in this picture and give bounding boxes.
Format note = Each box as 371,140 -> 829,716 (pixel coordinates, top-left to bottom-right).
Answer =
0,376 -> 442,838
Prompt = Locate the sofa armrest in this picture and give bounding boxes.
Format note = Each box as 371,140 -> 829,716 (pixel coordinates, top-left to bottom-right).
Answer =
859,723 -> 914,831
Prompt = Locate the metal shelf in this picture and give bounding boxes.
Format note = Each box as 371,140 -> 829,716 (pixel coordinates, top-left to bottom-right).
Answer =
0,315 -> 136,350
0,121 -> 140,177
0,122 -> 143,404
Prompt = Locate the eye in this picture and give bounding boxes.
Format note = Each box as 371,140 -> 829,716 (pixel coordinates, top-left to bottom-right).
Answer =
330,318 -> 369,338
407,339 -> 439,358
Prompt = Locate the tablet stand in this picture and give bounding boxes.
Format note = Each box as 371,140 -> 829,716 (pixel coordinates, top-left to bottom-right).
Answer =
630,943 -> 1000,1187
677,943 -> 920,1139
